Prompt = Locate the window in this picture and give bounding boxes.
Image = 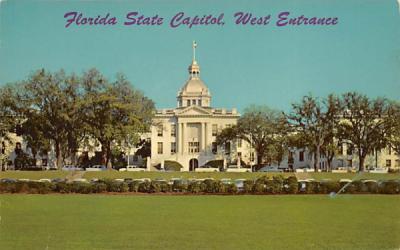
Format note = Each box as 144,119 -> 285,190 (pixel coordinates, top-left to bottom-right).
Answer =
179,100 -> 182,107
250,152 -> 255,162
187,100 -> 191,106
198,100 -> 202,106
346,145 -> 353,155
386,159 -> 392,167
171,142 -> 176,154
171,124 -> 176,137
347,159 -> 352,167
225,142 -> 231,155
1,141 -> 5,154
237,139 -> 242,148
189,142 -> 199,153
299,151 -> 304,162
157,125 -> 163,137
212,124 -> 218,136
157,142 -> 163,154
395,159 -> 400,168
338,143 -> 343,155
192,99 -> 196,105
238,152 -> 242,158
212,142 -> 217,154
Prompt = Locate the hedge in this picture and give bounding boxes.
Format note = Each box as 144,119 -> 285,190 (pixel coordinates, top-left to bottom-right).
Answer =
0,177 -> 399,195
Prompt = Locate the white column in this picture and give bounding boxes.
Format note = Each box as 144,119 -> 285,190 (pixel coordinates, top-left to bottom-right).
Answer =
204,123 -> 209,155
182,123 -> 186,154
177,122 -> 182,154
201,122 -> 206,151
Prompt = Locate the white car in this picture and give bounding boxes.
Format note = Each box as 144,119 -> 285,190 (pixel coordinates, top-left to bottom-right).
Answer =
126,165 -> 145,172
62,165 -> 83,171
39,179 -> 52,183
369,168 -> 388,173
85,165 -> 107,171
258,165 -> 283,172
73,178 -> 89,183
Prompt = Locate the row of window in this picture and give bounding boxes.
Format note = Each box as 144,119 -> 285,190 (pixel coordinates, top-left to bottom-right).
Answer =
386,159 -> 400,167
338,145 -> 398,156
157,124 -> 234,138
156,141 -> 231,155
178,99 -> 203,107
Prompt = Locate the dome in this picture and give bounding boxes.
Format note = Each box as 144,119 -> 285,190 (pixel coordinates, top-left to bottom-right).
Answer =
181,78 -> 209,94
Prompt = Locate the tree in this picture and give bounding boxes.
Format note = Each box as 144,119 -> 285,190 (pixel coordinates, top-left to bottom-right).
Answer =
0,85 -> 21,170
286,94 -> 340,171
14,69 -> 82,168
387,102 -> 400,155
80,69 -> 155,168
338,92 -> 396,171
216,105 -> 286,169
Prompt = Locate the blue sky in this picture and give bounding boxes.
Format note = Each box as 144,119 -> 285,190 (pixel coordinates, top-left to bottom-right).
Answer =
1,0 -> 399,112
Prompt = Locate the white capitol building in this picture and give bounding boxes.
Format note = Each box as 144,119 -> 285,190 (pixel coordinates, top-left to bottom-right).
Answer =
150,42 -> 245,171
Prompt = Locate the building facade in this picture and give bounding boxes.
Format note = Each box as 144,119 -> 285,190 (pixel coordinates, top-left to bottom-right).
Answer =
150,43 -> 245,171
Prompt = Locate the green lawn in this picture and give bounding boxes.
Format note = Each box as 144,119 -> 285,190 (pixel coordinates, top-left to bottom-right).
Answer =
0,195 -> 399,250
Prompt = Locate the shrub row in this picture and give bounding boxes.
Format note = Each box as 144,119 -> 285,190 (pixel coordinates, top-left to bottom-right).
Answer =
0,177 -> 399,194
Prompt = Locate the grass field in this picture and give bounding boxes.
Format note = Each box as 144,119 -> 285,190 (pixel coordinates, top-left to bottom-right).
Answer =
1,170 -> 399,181
0,195 -> 399,250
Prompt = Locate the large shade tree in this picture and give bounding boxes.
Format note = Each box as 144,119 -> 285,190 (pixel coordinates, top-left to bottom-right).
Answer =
80,69 -> 155,168
286,94 -> 340,171
338,92 -> 397,171
13,69 -> 80,168
216,105 -> 287,169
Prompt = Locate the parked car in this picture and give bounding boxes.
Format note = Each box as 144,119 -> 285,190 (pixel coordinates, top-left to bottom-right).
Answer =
73,178 -> 89,183
220,178 -> 232,184
0,178 -> 16,183
258,165 -> 283,172
127,165 -> 145,172
369,167 -> 388,173
234,179 -> 247,191
39,178 -> 52,183
85,165 -> 107,171
62,165 -> 83,171
51,178 -> 65,183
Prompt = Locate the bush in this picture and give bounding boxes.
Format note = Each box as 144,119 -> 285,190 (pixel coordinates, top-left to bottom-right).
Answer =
172,180 -> 188,192
150,182 -> 161,193
243,180 -> 254,193
93,183 -> 107,193
252,183 -> 265,193
129,181 -> 141,192
188,182 -> 202,193
139,181 -> 152,193
71,182 -> 92,194
226,183 -> 238,194
380,181 -> 400,194
364,181 -> 379,193
285,176 -> 298,194
0,182 -> 17,193
55,182 -> 73,193
319,181 -> 341,194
